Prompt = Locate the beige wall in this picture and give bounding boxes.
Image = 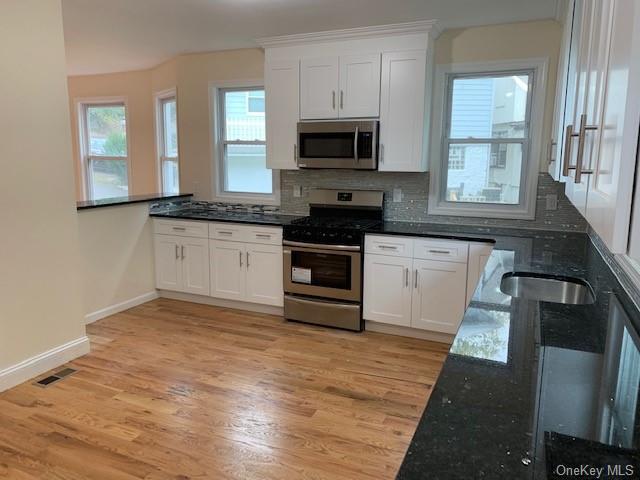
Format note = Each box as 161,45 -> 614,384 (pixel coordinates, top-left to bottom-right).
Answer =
78,204 -> 156,320
0,0 -> 86,372
68,70 -> 158,200
435,19 -> 562,170
176,49 -> 265,200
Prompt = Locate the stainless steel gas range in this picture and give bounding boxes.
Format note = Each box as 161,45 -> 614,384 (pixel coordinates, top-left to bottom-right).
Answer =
282,189 -> 384,331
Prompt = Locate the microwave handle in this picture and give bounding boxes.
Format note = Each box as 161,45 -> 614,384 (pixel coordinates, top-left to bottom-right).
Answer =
354,126 -> 359,163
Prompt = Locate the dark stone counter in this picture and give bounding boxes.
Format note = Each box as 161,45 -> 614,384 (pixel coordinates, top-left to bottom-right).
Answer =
77,193 -> 192,210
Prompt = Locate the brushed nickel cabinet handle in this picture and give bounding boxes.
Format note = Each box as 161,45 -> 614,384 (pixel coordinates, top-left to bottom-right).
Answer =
172,226 -> 186,231
239,251 -> 243,267
332,91 -> 336,110
562,124 -> 575,177
255,234 -> 271,239
340,90 -> 344,109
175,244 -> 179,259
575,113 -> 597,184
548,140 -> 557,162
378,245 -> 398,250
404,267 -> 409,287
181,245 -> 185,260
218,231 -> 233,236
380,143 -> 384,164
246,252 -> 250,268
294,144 -> 297,162
414,269 -> 418,289
429,249 -> 451,255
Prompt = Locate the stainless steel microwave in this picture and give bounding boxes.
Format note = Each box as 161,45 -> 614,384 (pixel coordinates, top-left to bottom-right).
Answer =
296,120 -> 379,169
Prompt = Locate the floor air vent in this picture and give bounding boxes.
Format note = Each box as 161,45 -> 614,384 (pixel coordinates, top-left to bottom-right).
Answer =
34,367 -> 77,388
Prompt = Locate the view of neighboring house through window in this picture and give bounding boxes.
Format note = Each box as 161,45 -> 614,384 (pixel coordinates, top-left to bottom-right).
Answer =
444,72 -> 532,205
217,88 -> 272,195
82,103 -> 129,199
159,96 -> 179,194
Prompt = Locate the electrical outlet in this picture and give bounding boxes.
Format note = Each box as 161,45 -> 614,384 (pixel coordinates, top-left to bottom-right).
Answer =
293,185 -> 302,198
545,194 -> 558,210
393,188 -> 402,203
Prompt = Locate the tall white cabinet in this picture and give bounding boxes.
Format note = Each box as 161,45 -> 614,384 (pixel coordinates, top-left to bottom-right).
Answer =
552,0 -> 640,254
259,21 -> 439,173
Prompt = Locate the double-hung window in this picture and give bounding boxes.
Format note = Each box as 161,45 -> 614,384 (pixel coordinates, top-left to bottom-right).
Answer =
216,87 -> 275,199
157,94 -> 179,194
429,62 -> 545,219
80,101 -> 129,200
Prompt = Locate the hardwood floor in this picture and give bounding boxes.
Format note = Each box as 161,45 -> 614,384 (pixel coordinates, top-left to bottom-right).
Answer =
0,299 -> 449,479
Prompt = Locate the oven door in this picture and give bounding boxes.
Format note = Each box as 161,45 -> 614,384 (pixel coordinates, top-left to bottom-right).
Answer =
283,242 -> 361,302
297,121 -> 377,170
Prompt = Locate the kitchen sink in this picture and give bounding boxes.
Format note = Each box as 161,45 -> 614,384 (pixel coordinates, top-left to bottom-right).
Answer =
500,272 -> 595,305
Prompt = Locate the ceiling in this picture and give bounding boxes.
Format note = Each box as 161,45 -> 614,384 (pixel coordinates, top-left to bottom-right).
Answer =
62,0 -> 559,76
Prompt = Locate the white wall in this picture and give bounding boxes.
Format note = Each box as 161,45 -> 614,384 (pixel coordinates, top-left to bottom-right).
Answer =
78,204 -> 157,323
0,0 -> 88,389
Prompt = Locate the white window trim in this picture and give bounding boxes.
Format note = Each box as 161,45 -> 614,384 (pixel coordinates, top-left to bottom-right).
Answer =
154,88 -> 179,194
428,58 -> 548,220
75,96 -> 132,200
209,79 -> 280,205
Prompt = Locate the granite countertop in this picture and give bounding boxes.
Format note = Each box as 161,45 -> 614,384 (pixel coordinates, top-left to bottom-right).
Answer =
381,224 -> 640,479
150,207 -> 302,227
77,193 -> 193,210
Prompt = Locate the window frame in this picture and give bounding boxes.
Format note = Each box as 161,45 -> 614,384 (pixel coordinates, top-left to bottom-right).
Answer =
210,80 -> 279,205
154,89 -> 179,194
428,59 -> 548,220
76,97 -> 132,200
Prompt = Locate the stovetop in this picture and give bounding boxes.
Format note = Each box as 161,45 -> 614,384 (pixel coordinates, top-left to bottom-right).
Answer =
283,215 -> 382,246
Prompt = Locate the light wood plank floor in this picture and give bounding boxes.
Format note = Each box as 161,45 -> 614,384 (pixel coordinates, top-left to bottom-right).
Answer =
0,299 -> 449,480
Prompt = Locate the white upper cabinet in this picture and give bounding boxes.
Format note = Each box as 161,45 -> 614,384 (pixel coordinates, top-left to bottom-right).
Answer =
585,0 -> 640,253
338,54 -> 381,118
378,50 -> 429,172
553,0 -> 640,253
300,55 -> 381,119
300,57 -> 340,119
259,21 -> 438,171
265,59 -> 299,170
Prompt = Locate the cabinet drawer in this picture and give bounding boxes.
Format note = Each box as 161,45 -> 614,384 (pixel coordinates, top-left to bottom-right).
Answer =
210,223 -> 245,242
245,226 -> 282,245
365,235 -> 413,257
413,239 -> 468,263
154,219 -> 208,238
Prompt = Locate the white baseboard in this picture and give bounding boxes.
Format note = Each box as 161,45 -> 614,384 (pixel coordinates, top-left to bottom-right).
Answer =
158,290 -> 284,316
0,336 -> 90,392
365,321 -> 454,344
85,291 -> 159,324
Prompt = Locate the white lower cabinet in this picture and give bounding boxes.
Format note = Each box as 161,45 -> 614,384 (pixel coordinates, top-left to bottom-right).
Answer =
210,240 -> 246,301
154,234 -> 210,295
154,220 -> 283,308
245,244 -> 283,306
411,259 -> 467,334
364,235 -> 491,335
210,240 -> 284,307
363,255 -> 413,326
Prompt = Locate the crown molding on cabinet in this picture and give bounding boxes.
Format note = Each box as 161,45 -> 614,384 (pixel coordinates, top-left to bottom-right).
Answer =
256,20 -> 441,48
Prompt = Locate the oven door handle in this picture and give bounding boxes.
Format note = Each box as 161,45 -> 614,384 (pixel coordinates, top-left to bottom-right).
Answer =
353,126 -> 359,164
283,240 -> 361,252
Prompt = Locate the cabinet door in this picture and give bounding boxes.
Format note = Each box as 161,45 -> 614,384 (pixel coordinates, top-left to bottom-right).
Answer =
338,54 -> 381,118
363,254 -> 412,326
378,50 -> 427,172
585,0 -> 640,254
245,244 -> 283,306
181,237 -> 210,296
154,235 -> 182,291
411,259 -> 467,334
210,240 -> 246,301
300,57 -> 339,119
265,59 -> 299,170
564,0 -> 609,214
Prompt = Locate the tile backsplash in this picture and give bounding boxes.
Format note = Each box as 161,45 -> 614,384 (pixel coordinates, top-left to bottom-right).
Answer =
280,170 -> 588,232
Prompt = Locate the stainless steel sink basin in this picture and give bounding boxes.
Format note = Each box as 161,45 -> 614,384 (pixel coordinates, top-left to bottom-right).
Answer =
500,272 -> 595,305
